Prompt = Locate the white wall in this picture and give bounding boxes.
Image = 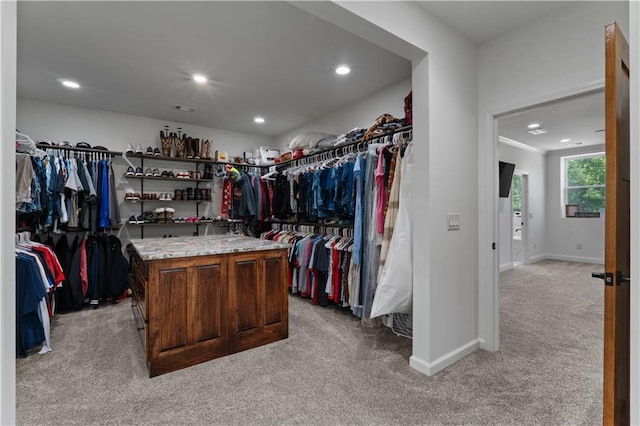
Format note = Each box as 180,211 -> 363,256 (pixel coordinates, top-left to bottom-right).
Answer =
302,1 -> 479,374
0,2 -> 16,423
276,78 -> 411,149
478,1 -> 629,351
630,2 -> 639,423
17,98 -> 273,155
497,142 -> 546,269
17,98 -> 274,241
545,144 -> 605,264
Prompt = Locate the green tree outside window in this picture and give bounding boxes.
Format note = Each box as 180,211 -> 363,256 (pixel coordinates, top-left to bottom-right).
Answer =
564,153 -> 606,215
512,174 -> 521,212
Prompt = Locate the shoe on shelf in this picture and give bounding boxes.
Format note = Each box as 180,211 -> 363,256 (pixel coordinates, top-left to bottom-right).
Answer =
165,193 -> 173,201
158,193 -> 166,201
165,207 -> 176,214
154,207 -> 166,214
146,146 -> 154,155
167,170 -> 176,179
136,215 -> 145,224
160,170 -> 169,178
128,215 -> 137,224
152,168 -> 161,177
133,193 -> 141,200
144,167 -> 153,177
134,167 -> 143,176
125,166 -> 135,176
153,147 -> 161,156
125,192 -> 134,201
143,211 -> 156,223
135,144 -> 143,154
125,143 -> 134,154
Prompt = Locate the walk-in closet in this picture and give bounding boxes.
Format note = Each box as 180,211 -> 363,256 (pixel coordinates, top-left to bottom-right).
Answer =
5,1 -> 636,425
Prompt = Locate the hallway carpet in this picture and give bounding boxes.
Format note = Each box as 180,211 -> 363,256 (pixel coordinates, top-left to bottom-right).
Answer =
16,260 -> 602,425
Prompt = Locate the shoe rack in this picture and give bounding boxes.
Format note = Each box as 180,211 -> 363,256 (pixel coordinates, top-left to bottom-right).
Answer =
123,151 -> 215,239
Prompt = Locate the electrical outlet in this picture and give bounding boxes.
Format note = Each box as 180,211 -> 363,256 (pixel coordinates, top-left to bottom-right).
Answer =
447,213 -> 460,231
576,243 -> 582,250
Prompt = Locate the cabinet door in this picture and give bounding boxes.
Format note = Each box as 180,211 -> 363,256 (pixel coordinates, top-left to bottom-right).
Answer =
228,250 -> 288,353
188,259 -> 228,345
148,256 -> 228,366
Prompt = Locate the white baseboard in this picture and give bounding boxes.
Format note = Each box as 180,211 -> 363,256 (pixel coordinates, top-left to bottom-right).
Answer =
409,338 -> 480,376
499,262 -> 513,272
545,253 -> 604,265
529,254 -> 547,263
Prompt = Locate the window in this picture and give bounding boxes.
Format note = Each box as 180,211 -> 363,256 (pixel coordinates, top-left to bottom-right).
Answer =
562,152 -> 606,217
511,174 -> 521,213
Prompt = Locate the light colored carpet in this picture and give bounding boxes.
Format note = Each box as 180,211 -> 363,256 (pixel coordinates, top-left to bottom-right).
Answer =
16,259 -> 603,425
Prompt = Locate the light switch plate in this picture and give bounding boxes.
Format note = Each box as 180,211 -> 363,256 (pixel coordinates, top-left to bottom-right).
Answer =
447,213 -> 460,231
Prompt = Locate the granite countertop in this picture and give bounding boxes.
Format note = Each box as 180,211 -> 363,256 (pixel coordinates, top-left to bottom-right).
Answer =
129,235 -> 290,261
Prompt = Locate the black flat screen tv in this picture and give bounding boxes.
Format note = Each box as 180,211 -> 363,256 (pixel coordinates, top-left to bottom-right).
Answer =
499,161 -> 516,198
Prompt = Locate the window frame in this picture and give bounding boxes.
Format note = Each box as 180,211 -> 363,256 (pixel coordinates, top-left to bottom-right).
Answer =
561,151 -> 606,218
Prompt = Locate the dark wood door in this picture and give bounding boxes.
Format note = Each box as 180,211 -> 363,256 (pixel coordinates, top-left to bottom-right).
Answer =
603,21 -> 630,426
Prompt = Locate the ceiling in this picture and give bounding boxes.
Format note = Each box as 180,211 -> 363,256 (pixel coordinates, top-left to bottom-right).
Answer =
415,1 -> 576,45
498,90 -> 605,153
17,1 -> 592,140
16,1 -> 412,137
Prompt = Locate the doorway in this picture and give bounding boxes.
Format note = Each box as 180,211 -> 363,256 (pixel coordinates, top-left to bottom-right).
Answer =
493,88 -> 607,416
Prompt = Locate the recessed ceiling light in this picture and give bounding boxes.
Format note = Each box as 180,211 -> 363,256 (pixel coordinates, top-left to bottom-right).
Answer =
335,65 -> 350,75
254,117 -> 265,124
528,128 -> 548,135
60,79 -> 80,89
560,138 -> 572,143
192,74 -> 208,84
527,123 -> 540,129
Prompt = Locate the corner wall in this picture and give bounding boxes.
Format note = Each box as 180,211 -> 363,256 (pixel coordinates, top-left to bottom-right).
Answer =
0,2 -> 16,423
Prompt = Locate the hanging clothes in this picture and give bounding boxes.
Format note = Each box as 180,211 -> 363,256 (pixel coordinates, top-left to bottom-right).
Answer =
231,172 -> 258,224
15,232 -> 64,356
370,143 -> 414,318
98,160 -> 110,228
359,145 -> 384,320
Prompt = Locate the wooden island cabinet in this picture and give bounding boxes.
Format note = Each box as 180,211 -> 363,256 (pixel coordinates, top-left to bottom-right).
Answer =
127,235 -> 290,377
